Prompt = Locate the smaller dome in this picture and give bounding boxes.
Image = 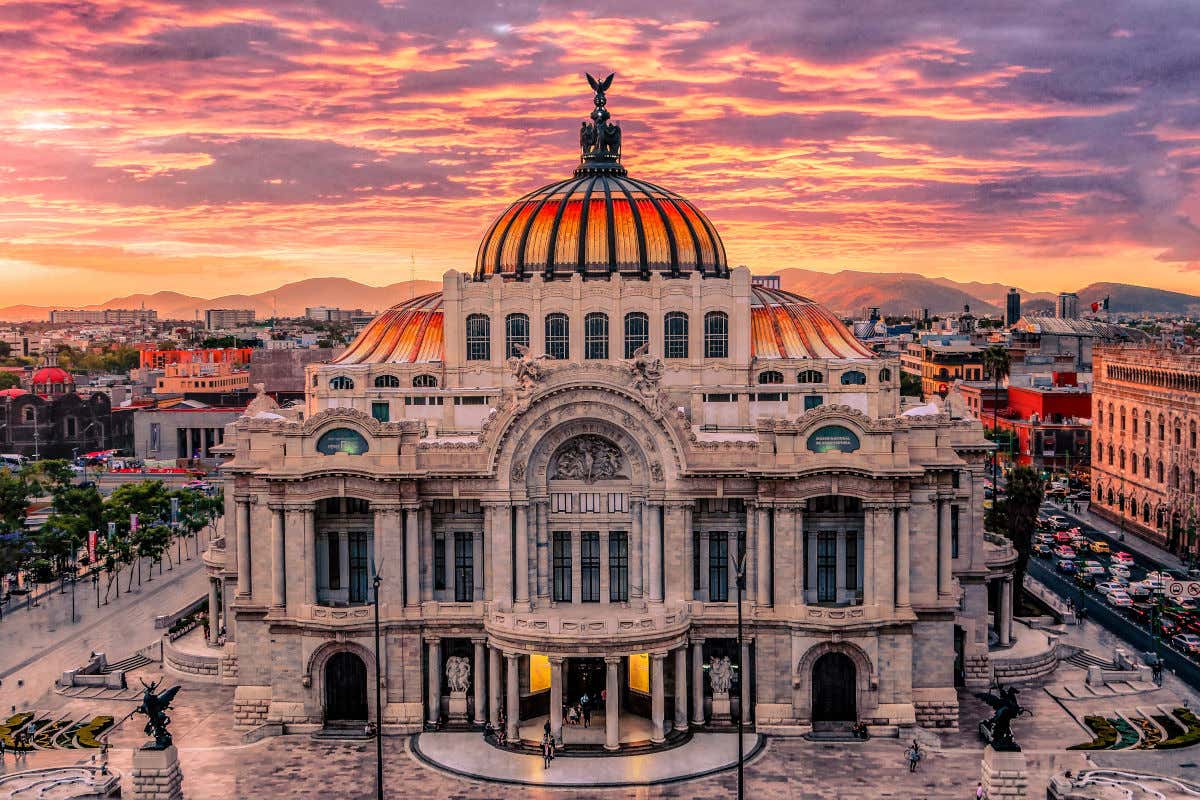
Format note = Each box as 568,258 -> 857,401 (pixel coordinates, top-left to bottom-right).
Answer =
32,367 -> 72,384
0,388 -> 28,398
751,286 -> 875,360
334,293 -> 444,365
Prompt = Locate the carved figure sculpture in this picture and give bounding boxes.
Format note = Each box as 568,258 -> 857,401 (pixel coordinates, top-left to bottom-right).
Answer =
550,435 -> 625,482
626,342 -> 664,395
507,343 -> 549,391
710,656 -> 733,695
977,685 -> 1030,751
445,656 -> 471,694
135,679 -> 181,749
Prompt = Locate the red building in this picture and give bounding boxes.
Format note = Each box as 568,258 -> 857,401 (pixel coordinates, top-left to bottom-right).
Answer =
994,376 -> 1092,473
139,347 -> 253,370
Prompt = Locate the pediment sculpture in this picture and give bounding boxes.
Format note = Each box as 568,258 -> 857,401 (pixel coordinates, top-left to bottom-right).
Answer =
550,435 -> 626,482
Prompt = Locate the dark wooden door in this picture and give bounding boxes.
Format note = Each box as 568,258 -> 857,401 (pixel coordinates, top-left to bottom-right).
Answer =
325,652 -> 368,722
811,652 -> 856,722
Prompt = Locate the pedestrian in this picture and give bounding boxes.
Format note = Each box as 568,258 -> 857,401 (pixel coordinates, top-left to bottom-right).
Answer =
580,692 -> 590,727
1,735 -> 6,759
544,720 -> 552,739
977,781 -> 985,798
542,731 -> 554,768
905,740 -> 922,773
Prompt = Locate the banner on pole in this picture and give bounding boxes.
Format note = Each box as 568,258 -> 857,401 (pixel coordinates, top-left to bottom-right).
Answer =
87,530 -> 97,562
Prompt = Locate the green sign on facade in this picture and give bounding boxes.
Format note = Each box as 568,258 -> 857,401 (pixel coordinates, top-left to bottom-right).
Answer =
806,425 -> 861,453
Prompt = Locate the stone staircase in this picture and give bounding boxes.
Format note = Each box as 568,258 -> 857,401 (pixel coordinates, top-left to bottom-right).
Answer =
1067,650 -> 1117,670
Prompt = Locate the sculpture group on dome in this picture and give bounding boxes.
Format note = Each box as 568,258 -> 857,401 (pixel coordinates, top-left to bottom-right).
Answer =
580,72 -> 621,163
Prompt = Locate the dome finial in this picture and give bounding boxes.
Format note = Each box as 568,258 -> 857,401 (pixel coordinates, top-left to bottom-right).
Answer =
577,72 -> 624,175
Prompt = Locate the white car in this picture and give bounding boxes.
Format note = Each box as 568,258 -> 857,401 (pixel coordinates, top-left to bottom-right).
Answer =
1080,561 -> 1107,577
1096,582 -> 1125,597
1112,551 -> 1135,566
1147,570 -> 1177,584
1047,515 -> 1070,530
1109,564 -> 1132,579
1106,591 -> 1133,608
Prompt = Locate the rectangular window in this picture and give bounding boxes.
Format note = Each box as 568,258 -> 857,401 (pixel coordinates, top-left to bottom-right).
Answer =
817,531 -> 837,603
434,535 -> 446,591
754,392 -> 787,401
693,530 -> 701,593
950,505 -> 960,559
609,531 -> 628,602
709,531 -> 729,602
551,493 -> 574,513
804,395 -> 823,411
581,531 -> 600,602
466,314 -> 490,361
703,393 -> 738,402
584,312 -> 609,360
327,533 -> 341,590
844,531 -> 858,592
552,532 -> 572,602
348,531 -> 369,604
454,532 -> 473,602
371,401 -> 389,422
606,493 -> 628,513
624,312 -> 649,359
664,312 -> 689,359
545,313 -> 570,360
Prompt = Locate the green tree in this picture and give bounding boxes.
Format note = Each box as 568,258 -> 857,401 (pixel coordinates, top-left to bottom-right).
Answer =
0,340 -> 10,358
21,459 -> 75,496
103,480 -> 173,589
172,488 -> 223,558
900,372 -> 923,398
0,371 -> 19,389
981,345 -> 1011,485
0,467 -> 35,582
988,465 -> 1044,591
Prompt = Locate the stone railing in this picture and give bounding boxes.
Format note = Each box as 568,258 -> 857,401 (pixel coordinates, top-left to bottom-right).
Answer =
485,603 -> 691,646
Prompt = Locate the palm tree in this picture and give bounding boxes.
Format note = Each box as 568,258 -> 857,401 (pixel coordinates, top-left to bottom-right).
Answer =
982,345 -> 1011,489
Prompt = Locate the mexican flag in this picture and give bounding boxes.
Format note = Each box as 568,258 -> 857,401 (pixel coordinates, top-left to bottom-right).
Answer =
1090,296 -> 1110,313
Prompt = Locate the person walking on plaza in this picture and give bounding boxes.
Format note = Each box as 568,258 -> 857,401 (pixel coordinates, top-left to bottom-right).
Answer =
541,731 -> 554,769
905,739 -> 922,773
976,781 -> 985,798
580,692 -> 591,728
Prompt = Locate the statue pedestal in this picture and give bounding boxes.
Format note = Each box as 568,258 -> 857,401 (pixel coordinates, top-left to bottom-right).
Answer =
448,690 -> 469,722
981,745 -> 1028,800
131,744 -> 183,800
711,691 -> 732,722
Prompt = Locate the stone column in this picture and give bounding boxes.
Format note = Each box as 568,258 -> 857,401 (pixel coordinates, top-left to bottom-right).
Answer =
236,498 -> 251,597
605,657 -> 620,750
473,639 -> 487,725
427,638 -> 441,725
744,503 -> 757,604
549,656 -> 563,744
514,504 -> 530,605
999,578 -> 1013,646
681,503 -> 695,599
491,505 -> 513,609
132,744 -> 183,800
674,646 -> 688,730
269,505 -> 285,609
505,652 -> 520,741
630,500 -> 643,599
207,579 -> 220,643
691,639 -> 705,726
488,646 -> 501,728
650,652 -> 666,743
756,506 -> 772,605
472,531 -> 484,600
698,531 -> 710,599
647,503 -> 663,602
794,507 -> 805,603
740,639 -> 752,724
836,525 -> 849,603
303,507 -> 317,606
938,499 -> 953,597
896,506 -> 911,609
405,507 -> 421,607
874,506 -> 894,613
536,501 -> 550,600
420,505 -> 434,602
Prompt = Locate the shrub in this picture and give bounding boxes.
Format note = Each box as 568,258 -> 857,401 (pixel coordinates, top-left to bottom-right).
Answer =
1068,716 -> 1119,750
1157,708 -> 1200,750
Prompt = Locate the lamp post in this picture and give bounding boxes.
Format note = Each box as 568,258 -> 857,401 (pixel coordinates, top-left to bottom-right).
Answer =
372,572 -> 384,800
731,545 -> 747,800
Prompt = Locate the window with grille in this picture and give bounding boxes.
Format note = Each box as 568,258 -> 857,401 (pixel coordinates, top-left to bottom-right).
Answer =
804,395 -> 823,410
664,312 -> 689,359
758,370 -> 784,384
465,314 -> 490,361
840,370 -> 867,385
545,313 -> 569,359
797,370 -> 824,383
374,375 -> 400,388
817,531 -> 837,603
433,535 -> 445,591
413,374 -> 438,388
348,532 -> 370,604
844,532 -> 858,592
609,531 -> 628,602
329,375 -> 355,390
327,533 -> 341,590
704,311 -> 728,358
553,532 -> 572,602
584,312 -> 609,360
709,531 -> 729,602
581,532 -> 600,602
454,532 -> 473,602
505,313 -> 530,358
624,312 -> 649,358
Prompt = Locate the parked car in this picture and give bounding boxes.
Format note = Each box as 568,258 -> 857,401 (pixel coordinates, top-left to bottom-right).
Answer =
1090,540 -> 1111,555
1054,545 -> 1077,559
1079,560 -> 1107,577
1056,559 -> 1078,574
1111,551 -> 1135,566
1032,542 -> 1053,558
1106,591 -> 1133,608
1173,633 -> 1200,655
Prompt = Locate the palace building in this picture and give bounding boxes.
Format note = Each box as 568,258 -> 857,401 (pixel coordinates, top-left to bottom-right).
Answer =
209,78 -> 1011,747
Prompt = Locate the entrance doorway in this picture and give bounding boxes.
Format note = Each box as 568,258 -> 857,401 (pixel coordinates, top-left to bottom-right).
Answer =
566,657 -> 605,705
811,652 -> 856,722
325,651 -> 368,723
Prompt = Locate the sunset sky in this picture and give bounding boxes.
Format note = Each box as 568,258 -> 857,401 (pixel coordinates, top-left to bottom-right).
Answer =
2,1 -> 1199,305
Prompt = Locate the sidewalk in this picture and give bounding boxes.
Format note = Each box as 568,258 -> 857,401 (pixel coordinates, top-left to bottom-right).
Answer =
1052,500 -> 1185,573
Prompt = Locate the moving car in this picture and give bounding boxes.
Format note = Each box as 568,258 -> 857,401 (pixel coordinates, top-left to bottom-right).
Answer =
1079,560 -> 1107,577
1159,617 -> 1182,638
1056,559 -> 1077,574
1054,545 -> 1077,559
1090,540 -> 1111,555
1032,542 -> 1053,558
1096,581 -> 1125,597
1111,551 -> 1135,566
1047,515 -> 1071,530
1105,591 -> 1133,608
1109,564 -> 1132,579
1173,633 -> 1200,656
1054,531 -> 1076,545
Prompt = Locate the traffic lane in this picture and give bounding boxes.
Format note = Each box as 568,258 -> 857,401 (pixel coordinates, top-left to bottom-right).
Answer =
1044,501 -> 1178,578
1029,558 -> 1200,691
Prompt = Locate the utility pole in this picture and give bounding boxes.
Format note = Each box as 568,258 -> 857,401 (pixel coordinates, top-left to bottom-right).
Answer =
731,545 -> 747,800
372,572 -> 385,800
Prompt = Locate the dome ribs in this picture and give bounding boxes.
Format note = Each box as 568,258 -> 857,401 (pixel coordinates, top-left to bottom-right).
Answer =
612,178 -> 650,276
575,175 -> 600,275
544,176 -> 588,279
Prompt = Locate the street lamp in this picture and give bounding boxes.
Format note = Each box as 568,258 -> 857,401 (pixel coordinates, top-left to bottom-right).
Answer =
731,544 -> 747,800
371,572 -> 384,800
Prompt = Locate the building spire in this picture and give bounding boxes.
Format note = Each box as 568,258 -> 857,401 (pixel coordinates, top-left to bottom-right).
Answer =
576,72 -> 625,175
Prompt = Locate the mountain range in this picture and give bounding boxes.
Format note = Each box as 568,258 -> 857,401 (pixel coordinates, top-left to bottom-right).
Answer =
0,272 -> 1196,323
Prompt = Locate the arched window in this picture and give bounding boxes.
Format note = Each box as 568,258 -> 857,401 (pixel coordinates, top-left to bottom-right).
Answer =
1145,411 -> 1151,440
664,312 -> 689,359
1094,484 -> 1102,502
1159,414 -> 1166,441
840,370 -> 867,385
1120,406 -> 1126,431
1119,448 -> 1125,470
879,367 -> 892,382
545,313 -> 569,360
1129,498 -> 1137,517
1190,469 -> 1196,494
1171,465 -> 1181,488
316,427 -> 369,456
1097,405 -> 1104,426
1157,460 -> 1164,483
797,370 -> 824,384
584,312 -> 609,360
624,312 -> 649,359
413,374 -> 438,388
1143,503 -> 1151,524
1132,410 -> 1139,435
1107,444 -> 1113,465
374,374 -> 400,388
329,376 -> 355,390
1106,488 -> 1114,505
757,370 -> 784,385
465,314 -> 490,361
1158,508 -> 1167,529
1106,403 -> 1113,430
505,313 -> 530,358
1191,421 -> 1197,449
1144,455 -> 1151,479
1175,421 -> 1183,445
703,311 -> 729,359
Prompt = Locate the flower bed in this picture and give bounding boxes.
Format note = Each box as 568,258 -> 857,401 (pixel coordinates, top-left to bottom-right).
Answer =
74,716 -> 114,749
1154,713 -> 1184,739
1157,708 -> 1200,749
1069,716 -> 1119,750
1111,717 -> 1140,749
1131,717 -> 1162,749
0,713 -> 33,748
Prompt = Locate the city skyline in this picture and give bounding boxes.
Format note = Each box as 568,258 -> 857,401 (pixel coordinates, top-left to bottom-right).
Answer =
3,2 -> 1200,305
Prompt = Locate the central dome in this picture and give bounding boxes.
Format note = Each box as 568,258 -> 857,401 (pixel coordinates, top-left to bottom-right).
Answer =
474,75 -> 728,281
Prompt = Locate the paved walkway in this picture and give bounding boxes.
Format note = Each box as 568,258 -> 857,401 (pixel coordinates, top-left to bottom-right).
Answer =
414,730 -> 763,787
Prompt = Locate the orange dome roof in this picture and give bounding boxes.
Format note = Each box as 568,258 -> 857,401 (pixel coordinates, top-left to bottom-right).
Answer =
475,174 -> 727,280
333,293 -> 443,365
0,387 -> 28,398
751,286 -> 875,360
32,366 -> 71,384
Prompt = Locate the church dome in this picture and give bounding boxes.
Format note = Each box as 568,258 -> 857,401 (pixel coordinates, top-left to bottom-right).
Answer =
750,286 -> 875,360
32,366 -> 71,385
474,75 -> 727,280
334,292 -> 444,365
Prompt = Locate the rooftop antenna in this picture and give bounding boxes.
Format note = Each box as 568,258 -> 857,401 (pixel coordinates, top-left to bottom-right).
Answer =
410,253 -> 416,299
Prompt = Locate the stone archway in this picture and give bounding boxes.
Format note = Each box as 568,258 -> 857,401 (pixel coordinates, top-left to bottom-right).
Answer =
811,652 -> 856,722
325,651 -> 368,723
794,640 -> 875,723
